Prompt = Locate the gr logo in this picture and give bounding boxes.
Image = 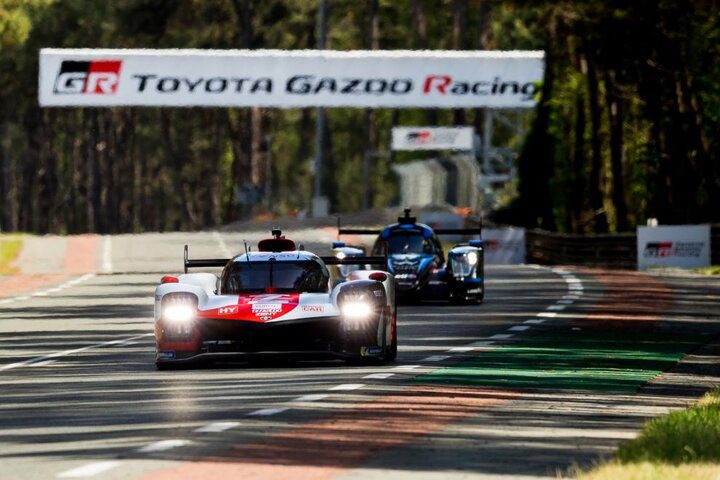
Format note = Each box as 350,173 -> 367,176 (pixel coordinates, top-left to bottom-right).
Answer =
53,60 -> 122,94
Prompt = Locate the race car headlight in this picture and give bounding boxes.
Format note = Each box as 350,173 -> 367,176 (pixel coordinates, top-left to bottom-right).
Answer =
340,301 -> 372,319
467,251 -> 478,266
449,253 -> 477,279
336,251 -> 347,260
163,304 -> 196,323
161,293 -> 198,324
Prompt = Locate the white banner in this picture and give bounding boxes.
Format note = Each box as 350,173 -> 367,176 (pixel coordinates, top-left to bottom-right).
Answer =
637,225 -> 711,270
39,49 -> 544,108
482,227 -> 526,265
392,127 -> 474,151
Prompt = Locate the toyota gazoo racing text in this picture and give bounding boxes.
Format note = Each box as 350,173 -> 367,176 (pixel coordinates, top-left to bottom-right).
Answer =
336,209 -> 484,304
154,230 -> 396,369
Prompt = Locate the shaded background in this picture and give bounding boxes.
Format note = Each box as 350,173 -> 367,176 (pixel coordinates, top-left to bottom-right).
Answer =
0,0 -> 718,234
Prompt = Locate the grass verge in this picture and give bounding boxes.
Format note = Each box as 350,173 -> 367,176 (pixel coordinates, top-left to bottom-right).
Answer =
0,235 -> 23,275
693,266 -> 720,275
578,387 -> 720,479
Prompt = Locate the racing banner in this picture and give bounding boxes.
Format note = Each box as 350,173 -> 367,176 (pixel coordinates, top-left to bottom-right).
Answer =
637,225 -> 711,270
39,49 -> 544,108
392,127 -> 474,151
482,227 -> 526,265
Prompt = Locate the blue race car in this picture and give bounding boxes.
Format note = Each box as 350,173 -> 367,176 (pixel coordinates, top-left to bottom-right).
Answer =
335,209 -> 484,304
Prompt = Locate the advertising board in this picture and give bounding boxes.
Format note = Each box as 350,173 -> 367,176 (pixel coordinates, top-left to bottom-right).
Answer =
39,49 -> 544,108
391,127 -> 474,151
637,225 -> 711,270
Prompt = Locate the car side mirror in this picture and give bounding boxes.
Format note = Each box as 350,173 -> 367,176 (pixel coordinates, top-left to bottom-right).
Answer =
469,239 -> 483,248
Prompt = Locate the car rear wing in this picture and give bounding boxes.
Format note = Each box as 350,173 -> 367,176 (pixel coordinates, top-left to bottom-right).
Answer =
433,228 -> 483,236
183,245 -> 387,273
337,228 -> 382,235
337,227 -> 483,236
184,245 -> 228,273
320,256 -> 386,266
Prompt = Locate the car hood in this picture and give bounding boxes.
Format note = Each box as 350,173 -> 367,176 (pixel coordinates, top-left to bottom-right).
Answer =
196,293 -> 338,323
388,254 -> 433,274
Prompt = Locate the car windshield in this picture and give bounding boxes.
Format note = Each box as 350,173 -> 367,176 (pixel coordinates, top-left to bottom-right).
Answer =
221,260 -> 329,294
387,232 -> 433,254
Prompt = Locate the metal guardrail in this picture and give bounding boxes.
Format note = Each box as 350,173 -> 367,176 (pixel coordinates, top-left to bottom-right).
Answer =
526,225 -> 720,269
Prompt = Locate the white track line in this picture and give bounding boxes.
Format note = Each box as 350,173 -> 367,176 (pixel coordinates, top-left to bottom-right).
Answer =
137,439 -> 190,453
524,319 -> 545,325
447,346 -> 473,353
0,273 -> 97,306
490,333 -> 513,340
508,325 -> 529,332
212,231 -> 232,258
30,359 -> 57,367
57,461 -> 121,478
194,421 -> 239,433
0,333 -> 153,372
294,394 -> 329,402
423,355 -> 451,362
101,236 -> 113,274
329,383 -> 365,391
363,372 -> 395,379
470,340 -> 495,347
393,364 -> 421,370
248,407 -> 288,416
547,304 -> 566,311
537,312 -> 558,318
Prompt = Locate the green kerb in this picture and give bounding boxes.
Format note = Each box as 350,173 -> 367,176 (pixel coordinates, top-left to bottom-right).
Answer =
415,330 -> 704,393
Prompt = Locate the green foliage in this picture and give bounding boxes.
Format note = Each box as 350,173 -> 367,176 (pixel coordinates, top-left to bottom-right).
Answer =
618,395 -> 720,464
510,1 -> 720,232
577,388 -> 720,479
0,235 -> 22,274
0,1 -> 718,233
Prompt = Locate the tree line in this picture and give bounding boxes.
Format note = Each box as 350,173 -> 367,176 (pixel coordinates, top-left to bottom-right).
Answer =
0,1 -> 718,234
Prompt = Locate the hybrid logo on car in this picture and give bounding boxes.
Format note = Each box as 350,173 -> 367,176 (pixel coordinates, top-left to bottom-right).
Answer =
53,60 -> 122,95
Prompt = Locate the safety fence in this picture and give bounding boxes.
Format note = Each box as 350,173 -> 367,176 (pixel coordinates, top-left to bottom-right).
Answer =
526,225 -> 720,269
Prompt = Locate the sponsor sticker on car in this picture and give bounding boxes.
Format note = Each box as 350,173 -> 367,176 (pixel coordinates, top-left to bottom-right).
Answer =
360,346 -> 383,357
300,305 -> 324,312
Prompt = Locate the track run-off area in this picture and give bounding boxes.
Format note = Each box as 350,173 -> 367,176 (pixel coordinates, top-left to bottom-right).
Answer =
1,229 -> 719,479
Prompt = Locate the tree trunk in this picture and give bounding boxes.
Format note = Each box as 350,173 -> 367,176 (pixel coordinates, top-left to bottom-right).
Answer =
585,51 -> 609,232
517,15 -> 557,230
604,70 -> 629,231
411,0 -> 436,125
0,115 -> 16,231
571,84 -> 586,232
678,66 -> 716,221
473,2 -> 491,148
452,0 -> 468,125
85,110 -> 99,233
230,0 -> 257,217
129,111 -> 142,232
363,0 -> 379,210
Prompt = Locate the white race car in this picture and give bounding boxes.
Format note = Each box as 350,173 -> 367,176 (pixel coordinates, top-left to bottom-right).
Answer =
154,230 -> 396,369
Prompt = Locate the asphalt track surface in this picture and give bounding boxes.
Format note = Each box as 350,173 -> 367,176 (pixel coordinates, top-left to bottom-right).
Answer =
1,230 -> 719,479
